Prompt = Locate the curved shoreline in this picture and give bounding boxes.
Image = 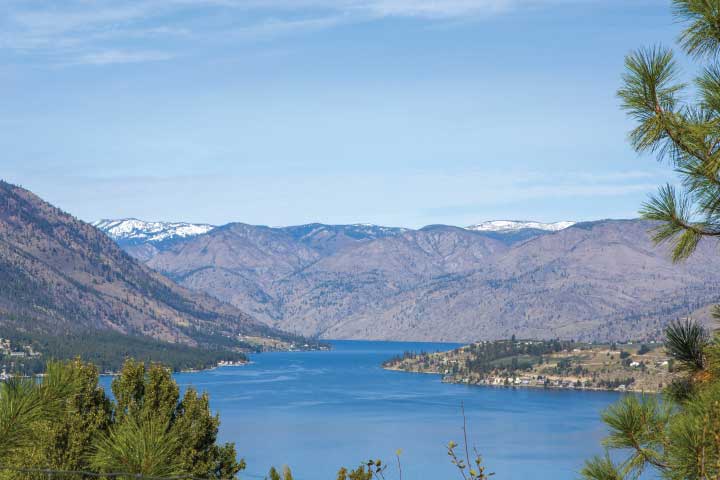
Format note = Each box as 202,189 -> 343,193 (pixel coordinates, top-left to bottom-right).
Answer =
383,365 -> 661,394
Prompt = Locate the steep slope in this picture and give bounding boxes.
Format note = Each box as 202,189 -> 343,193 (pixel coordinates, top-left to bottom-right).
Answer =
0,181 -> 284,349
145,223 -> 320,322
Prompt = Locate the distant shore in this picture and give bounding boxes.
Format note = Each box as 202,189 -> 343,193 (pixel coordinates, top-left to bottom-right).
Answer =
384,365 -> 660,393
383,340 -> 673,394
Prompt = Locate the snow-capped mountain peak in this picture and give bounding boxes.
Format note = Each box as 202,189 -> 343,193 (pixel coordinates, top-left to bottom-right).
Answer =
92,218 -> 215,245
465,220 -> 575,233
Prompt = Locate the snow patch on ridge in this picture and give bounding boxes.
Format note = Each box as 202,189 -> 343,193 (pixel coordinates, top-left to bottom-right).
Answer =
92,218 -> 215,244
466,220 -> 575,233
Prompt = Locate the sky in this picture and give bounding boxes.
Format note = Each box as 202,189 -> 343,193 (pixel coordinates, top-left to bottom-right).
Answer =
0,0 -> 685,228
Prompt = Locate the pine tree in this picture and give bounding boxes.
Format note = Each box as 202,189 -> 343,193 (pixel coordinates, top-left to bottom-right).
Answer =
39,360 -> 112,472
618,1 -> 720,264
0,361 -> 77,466
582,2 -> 720,478
0,359 -> 245,479
109,360 -> 245,479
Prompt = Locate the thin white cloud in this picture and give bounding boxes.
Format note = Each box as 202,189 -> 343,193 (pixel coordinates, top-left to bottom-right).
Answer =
0,0 -> 602,63
358,0 -> 517,18
10,5 -> 151,35
69,49 -> 176,66
230,15 -> 349,40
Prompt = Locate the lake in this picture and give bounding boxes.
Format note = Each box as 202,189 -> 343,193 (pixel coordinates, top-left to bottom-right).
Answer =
125,340 -> 623,479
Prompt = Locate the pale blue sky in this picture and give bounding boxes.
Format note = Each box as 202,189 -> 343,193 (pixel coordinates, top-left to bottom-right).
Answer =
1,0 -> 681,227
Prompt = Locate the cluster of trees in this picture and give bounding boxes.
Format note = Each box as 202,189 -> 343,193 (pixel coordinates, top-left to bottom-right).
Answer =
637,345 -> 652,355
595,377 -> 635,390
552,358 -> 589,377
0,327 -> 247,375
0,359 -> 244,479
461,339 -> 573,375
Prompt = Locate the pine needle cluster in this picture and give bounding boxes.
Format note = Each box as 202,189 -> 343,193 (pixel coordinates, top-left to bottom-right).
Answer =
619,1 -> 720,262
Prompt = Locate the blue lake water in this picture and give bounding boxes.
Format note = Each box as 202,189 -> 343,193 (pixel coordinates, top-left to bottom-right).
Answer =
108,340 -> 623,479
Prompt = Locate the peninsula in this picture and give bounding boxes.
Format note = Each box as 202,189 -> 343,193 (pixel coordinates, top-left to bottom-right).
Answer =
383,339 -> 675,393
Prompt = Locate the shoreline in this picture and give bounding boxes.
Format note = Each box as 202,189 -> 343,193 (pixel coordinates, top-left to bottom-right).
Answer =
97,359 -> 252,377
383,366 -> 660,394
5,343 -> 328,380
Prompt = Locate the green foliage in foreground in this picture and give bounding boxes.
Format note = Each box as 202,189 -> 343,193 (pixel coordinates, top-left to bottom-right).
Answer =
0,359 -> 244,479
580,319 -> 720,479
0,326 -> 247,374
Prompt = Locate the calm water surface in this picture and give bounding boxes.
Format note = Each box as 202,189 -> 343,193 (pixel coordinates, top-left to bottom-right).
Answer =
117,341 -> 623,479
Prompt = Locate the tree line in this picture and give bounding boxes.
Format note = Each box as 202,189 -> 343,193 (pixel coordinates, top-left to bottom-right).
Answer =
0,327 -> 247,375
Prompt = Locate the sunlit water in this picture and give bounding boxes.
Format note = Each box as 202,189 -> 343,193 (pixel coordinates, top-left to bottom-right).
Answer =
104,340 -> 623,480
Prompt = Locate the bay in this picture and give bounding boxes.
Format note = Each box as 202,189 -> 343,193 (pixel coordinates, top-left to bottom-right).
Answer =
107,340 -> 622,480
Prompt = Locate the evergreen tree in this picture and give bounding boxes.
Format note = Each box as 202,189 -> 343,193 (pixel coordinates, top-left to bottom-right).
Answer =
0,358 -> 244,479
618,1 -> 720,265
109,360 -> 245,479
267,466 -> 294,480
269,466 -> 282,480
0,361 -> 77,466
583,3 -> 720,478
90,416 -> 184,478
38,360 -> 112,473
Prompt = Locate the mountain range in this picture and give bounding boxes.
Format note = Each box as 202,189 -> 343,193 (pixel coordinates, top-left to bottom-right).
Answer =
0,182 -> 300,361
95,217 -> 720,343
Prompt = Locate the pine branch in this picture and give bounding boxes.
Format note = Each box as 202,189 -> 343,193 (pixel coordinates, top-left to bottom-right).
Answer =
674,0 -> 720,59
640,184 -> 720,261
665,319 -> 709,373
619,47 -> 720,177
580,454 -> 626,480
601,395 -> 670,476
